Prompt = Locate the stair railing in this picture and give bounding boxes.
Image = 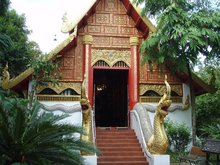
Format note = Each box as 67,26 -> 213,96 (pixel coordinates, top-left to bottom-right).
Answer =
130,103 -> 154,164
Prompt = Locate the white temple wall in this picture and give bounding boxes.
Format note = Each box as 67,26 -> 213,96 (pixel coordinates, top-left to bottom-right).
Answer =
39,101 -> 82,127
145,83 -> 192,130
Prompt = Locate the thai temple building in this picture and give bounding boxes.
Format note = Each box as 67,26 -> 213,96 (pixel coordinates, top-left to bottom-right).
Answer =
2,0 -> 215,164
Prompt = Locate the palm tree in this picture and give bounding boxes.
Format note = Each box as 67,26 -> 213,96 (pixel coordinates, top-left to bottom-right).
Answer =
0,89 -> 98,165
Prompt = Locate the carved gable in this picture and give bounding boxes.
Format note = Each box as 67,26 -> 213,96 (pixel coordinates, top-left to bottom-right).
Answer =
79,0 -> 143,49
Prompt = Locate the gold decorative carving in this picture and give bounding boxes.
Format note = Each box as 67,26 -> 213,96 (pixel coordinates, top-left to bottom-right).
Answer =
83,35 -> 93,45
92,49 -> 131,67
172,85 -> 183,96
129,36 -> 139,45
36,82 -> 81,95
140,84 -> 183,96
140,96 -> 182,103
37,95 -> 80,102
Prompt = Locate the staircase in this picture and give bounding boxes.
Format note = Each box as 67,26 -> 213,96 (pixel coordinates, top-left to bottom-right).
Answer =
96,127 -> 148,165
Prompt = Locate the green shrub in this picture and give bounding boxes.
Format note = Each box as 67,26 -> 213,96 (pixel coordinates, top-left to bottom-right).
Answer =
200,124 -> 220,139
165,120 -> 191,153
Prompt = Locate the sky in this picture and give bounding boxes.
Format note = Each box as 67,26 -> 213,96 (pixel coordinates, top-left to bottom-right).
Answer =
10,0 -> 95,53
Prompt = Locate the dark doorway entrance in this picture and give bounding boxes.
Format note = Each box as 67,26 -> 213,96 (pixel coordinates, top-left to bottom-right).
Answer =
94,69 -> 128,127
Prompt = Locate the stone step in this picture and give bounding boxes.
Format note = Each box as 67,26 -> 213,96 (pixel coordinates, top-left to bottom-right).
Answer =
98,156 -> 146,162
97,142 -> 140,147
98,146 -> 142,152
98,161 -> 148,165
96,138 -> 138,143
96,127 -> 148,165
99,151 -> 144,156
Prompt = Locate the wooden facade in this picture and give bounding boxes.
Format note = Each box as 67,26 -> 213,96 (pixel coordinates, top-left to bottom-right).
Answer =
3,0 -> 215,112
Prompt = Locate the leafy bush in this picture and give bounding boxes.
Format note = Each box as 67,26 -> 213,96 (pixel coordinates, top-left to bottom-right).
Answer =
0,89 -> 98,165
165,120 -> 191,153
200,124 -> 220,139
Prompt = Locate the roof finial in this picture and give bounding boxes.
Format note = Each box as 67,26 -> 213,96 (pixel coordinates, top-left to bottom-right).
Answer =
61,11 -> 77,34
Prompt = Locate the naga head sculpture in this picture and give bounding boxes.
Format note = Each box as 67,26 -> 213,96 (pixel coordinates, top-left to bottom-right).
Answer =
80,75 -> 91,113
157,75 -> 172,119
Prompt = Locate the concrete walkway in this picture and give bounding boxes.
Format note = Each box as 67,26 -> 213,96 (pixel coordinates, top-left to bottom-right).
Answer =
171,163 -> 190,165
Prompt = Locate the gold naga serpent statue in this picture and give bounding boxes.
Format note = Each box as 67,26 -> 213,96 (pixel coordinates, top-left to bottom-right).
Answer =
80,77 -> 93,155
147,75 -> 172,154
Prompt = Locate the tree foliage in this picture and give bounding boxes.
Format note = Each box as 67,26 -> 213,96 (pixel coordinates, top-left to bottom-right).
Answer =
0,8 -> 41,77
133,0 -> 220,71
196,66 -> 220,137
28,54 -> 61,105
0,88 -> 99,165
0,0 -> 10,16
0,0 -> 12,62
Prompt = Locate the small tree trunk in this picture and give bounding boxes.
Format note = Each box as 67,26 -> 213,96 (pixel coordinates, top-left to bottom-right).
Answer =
186,61 -> 196,145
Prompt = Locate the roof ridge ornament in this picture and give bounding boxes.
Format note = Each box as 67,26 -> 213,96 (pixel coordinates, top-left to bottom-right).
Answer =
61,11 -> 77,33
2,63 -> 10,89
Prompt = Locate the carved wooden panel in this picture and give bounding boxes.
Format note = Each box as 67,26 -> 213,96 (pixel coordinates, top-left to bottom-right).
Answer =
120,27 -> 135,35
93,36 -> 111,46
58,37 -> 83,81
63,58 -> 74,68
104,0 -> 118,12
61,70 -> 74,79
139,64 -> 148,83
104,26 -> 118,34
139,63 -> 181,84
96,14 -> 110,24
88,25 -> 101,33
112,37 -> 129,46
113,14 -> 127,25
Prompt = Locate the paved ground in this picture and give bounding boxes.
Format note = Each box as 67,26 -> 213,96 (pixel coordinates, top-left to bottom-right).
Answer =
171,163 -> 190,165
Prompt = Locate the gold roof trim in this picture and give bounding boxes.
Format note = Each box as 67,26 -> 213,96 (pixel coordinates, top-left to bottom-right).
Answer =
2,67 -> 33,89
